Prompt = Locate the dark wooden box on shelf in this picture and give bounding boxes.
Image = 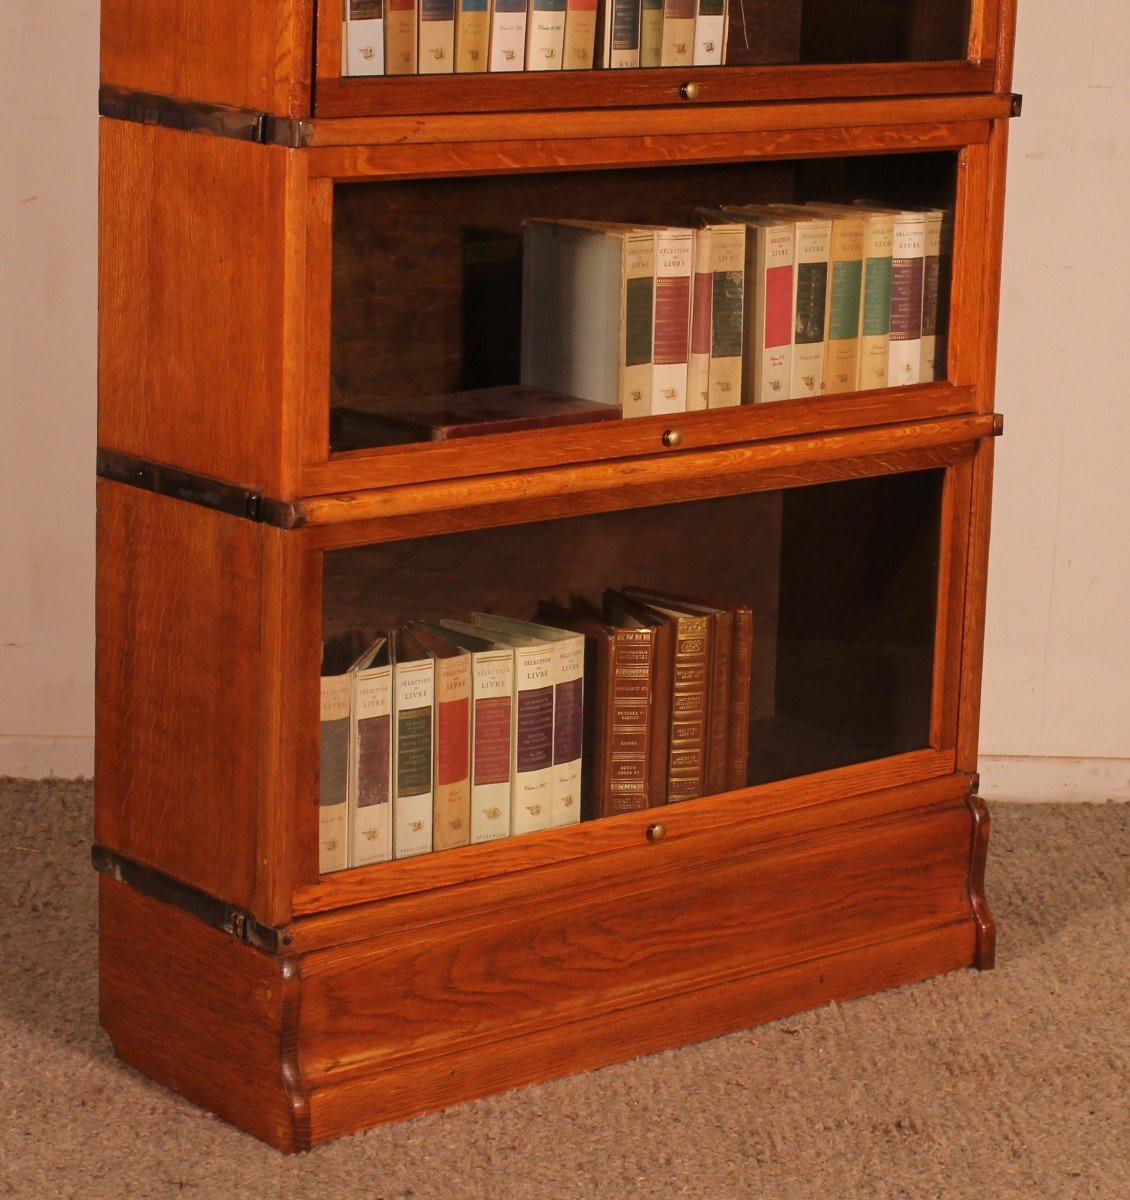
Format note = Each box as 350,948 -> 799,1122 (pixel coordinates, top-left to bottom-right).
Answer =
96,0 -> 1018,1152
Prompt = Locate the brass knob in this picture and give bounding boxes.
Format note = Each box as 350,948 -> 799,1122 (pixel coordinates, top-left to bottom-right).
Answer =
680,82 -> 701,101
646,823 -> 667,842
662,429 -> 683,448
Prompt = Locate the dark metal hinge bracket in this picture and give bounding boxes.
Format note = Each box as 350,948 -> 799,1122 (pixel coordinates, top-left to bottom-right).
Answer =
1010,93 -> 1024,118
99,85 -> 313,148
97,449 -> 305,529
92,845 -> 293,953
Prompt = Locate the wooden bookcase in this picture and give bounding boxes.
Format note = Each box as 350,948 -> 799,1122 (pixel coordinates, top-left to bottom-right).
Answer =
95,0 -> 1018,1151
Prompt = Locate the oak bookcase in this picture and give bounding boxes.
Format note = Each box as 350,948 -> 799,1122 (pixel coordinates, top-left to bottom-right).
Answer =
96,0 -> 1018,1151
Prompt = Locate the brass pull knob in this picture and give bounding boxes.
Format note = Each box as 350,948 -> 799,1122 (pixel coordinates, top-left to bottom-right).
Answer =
680,82 -> 701,101
662,429 -> 683,448
647,823 -> 667,842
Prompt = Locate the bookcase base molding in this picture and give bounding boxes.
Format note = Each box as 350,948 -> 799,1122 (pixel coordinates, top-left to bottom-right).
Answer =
99,782 -> 992,1152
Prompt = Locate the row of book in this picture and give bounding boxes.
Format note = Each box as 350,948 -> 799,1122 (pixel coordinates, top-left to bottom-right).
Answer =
319,589 -> 752,873
342,0 -> 736,76
521,202 -> 950,419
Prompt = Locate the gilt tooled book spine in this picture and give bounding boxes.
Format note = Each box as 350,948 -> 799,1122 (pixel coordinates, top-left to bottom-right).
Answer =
455,0 -> 490,70
319,671 -> 351,874
392,644 -> 434,859
622,231 -> 655,417
708,223 -> 745,408
526,0 -> 567,70
563,0 -> 598,68
511,642 -> 556,834
725,606 -> 753,791
469,651 -> 514,843
345,0 -> 386,75
604,630 -> 656,814
704,607 -> 733,796
856,210 -> 894,391
385,0 -> 418,72
665,614 -> 712,801
489,0 -> 528,69
432,652 -> 472,852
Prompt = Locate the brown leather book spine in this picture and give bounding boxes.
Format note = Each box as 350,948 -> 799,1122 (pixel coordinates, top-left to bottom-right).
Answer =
726,607 -> 754,791
604,629 -> 654,816
647,618 -> 674,809
666,614 -> 712,802
704,609 -> 732,795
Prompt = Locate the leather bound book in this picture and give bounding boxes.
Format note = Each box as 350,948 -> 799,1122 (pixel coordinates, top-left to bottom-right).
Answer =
726,605 -> 754,791
389,627 -> 435,859
538,602 -> 657,819
621,587 -> 737,797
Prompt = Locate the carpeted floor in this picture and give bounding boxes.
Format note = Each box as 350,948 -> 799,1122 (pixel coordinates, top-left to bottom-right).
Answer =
0,778 -> 1126,1199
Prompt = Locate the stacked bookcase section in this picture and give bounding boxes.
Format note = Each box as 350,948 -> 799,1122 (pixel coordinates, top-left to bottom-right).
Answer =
96,0 -> 1019,1151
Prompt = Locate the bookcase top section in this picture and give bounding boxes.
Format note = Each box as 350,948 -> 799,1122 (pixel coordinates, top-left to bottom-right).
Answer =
100,0 -> 1017,120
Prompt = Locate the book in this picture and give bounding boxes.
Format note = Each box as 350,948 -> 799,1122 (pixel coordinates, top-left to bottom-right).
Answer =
639,0 -> 663,65
489,0 -> 528,69
918,208 -> 945,382
622,588 -> 729,797
704,209 -> 795,403
331,387 -> 621,449
419,0 -> 456,70
454,0 -> 490,70
726,601 -> 753,791
385,0 -> 418,72
390,627 -> 434,859
407,625 -> 472,853
441,620 -> 555,835
526,0 -> 567,69
693,0 -> 725,65
887,209 -> 927,388
686,227 -> 714,413
619,589 -> 713,803
816,207 -> 865,395
521,220 -> 653,417
601,0 -> 641,67
471,614 -> 584,829
707,222 -> 746,407
660,0 -> 696,65
537,602 -> 658,819
418,624 -> 515,844
851,206 -> 895,390
345,0 -> 386,75
760,205 -> 831,400
651,227 -> 694,415
562,0 -> 598,67
319,653 -> 352,875
347,637 -> 393,868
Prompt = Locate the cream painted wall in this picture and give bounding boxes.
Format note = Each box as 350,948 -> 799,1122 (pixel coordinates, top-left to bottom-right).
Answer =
1,2 -> 99,776
0,2 -> 1127,790
979,0 -> 1130,801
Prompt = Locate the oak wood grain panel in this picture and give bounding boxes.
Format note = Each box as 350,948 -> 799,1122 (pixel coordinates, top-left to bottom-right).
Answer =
992,0 -> 1019,94
304,443 -> 974,550
313,60 -> 995,119
101,0 -> 313,117
96,482 -> 277,913
305,919 -> 974,1143
956,437 -> 996,773
302,416 -> 995,525
975,120 -> 1012,410
290,768 -> 967,941
297,802 -> 975,1081
309,387 -> 976,495
99,877 -> 303,1152
307,122 -> 991,181
98,120 -> 302,496
947,143 -> 989,390
305,95 -> 1014,148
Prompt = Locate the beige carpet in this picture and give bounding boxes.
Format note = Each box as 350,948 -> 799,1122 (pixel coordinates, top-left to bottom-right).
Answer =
1,778 -> 1126,1199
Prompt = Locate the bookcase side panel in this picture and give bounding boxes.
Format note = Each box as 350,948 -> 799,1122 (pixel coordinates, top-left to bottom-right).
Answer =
98,120 -> 306,498
100,0 -> 313,117
95,481 -> 282,915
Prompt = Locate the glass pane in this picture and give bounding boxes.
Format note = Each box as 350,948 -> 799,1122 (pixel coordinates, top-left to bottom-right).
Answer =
330,153 -> 957,453
320,467 -> 943,871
